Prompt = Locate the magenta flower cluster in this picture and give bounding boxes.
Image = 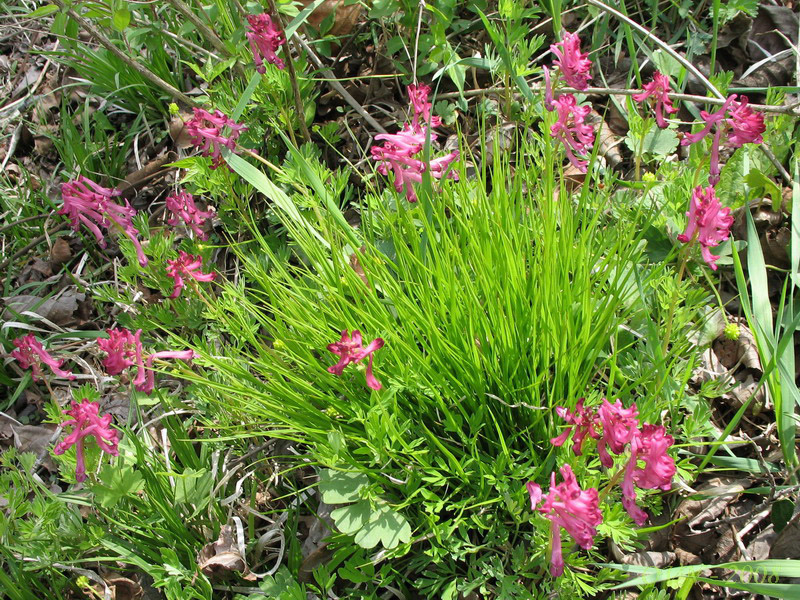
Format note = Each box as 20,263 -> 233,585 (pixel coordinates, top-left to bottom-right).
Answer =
528,397 -> 676,576
677,186 -> 734,270
543,32 -> 595,172
11,334 -> 75,381
681,94 -> 765,186
326,330 -> 385,390
632,71 -> 678,129
371,84 -> 460,202
166,251 -> 216,299
59,176 -> 148,267
246,13 -> 286,73
165,190 -> 214,240
185,107 -> 248,170
97,327 -> 196,395
53,399 -> 119,482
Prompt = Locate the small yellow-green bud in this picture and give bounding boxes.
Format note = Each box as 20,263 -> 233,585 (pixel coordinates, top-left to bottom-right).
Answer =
168,103 -> 180,115
273,339 -> 286,351
642,172 -> 657,182
723,322 -> 740,341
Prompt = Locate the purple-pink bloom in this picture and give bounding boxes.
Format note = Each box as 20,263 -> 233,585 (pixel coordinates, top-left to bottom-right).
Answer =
165,191 -> 214,240
551,31 -> 592,91
681,95 -> 765,185
677,186 -> 734,270
371,85 -> 459,203
166,251 -> 216,299
246,13 -> 286,73
527,464 -> 603,577
185,108 -> 248,170
550,398 -> 600,456
53,399 -> 119,482
550,94 -> 594,173
596,399 -> 639,468
632,71 -> 678,128
327,330 -> 385,391
621,424 -> 676,525
97,327 -> 195,395
59,176 -> 148,267
11,334 -> 75,381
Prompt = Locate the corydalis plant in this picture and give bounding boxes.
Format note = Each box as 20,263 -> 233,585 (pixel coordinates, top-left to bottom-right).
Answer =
549,397 -> 676,526
633,71 -> 678,129
185,108 -> 248,170
10,334 -> 75,381
326,330 -> 385,390
526,464 -> 602,577
680,94 -> 765,185
97,328 -> 196,395
677,185 -> 734,271
165,190 -> 214,240
53,399 -> 119,482
542,32 -> 595,172
371,84 -> 459,202
59,176 -> 148,267
166,251 -> 216,299
246,13 -> 286,73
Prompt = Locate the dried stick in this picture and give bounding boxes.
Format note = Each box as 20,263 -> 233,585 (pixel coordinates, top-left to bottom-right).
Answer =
50,0 -> 197,108
265,0 -> 311,143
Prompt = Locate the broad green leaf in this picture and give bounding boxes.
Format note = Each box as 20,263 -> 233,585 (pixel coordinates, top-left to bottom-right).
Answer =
353,505 -> 412,549
744,169 -> 782,212
112,7 -> 131,31
330,500 -> 371,534
92,464 -> 144,509
625,127 -> 679,158
318,469 -> 369,503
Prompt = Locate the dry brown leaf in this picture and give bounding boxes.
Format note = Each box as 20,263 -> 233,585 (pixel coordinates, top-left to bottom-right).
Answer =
197,525 -> 255,580
50,237 -> 72,266
2,290 -> 87,327
169,114 -> 194,149
298,0 -> 362,36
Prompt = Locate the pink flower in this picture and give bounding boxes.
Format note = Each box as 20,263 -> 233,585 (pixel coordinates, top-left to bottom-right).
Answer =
550,398 -> 600,456
621,424 -> 676,525
726,96 -> 765,147
166,251 -> 216,299
681,95 -> 765,185
59,176 -> 148,267
550,94 -> 594,173
327,330 -> 385,390
371,85 -> 459,203
246,13 -> 286,73
97,328 -> 145,376
551,31 -> 592,91
596,399 -> 639,468
185,108 -> 248,170
542,66 -> 555,111
97,328 -> 196,395
677,186 -> 734,270
53,399 -> 119,482
527,464 -> 603,577
11,334 -> 75,381
632,71 -> 678,128
165,191 -> 214,240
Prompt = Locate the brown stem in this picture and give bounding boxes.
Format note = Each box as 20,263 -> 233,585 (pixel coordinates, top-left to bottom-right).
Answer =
50,0 -> 197,108
266,0 -> 312,144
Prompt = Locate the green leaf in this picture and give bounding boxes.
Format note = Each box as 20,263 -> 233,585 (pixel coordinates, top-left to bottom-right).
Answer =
173,467 -> 213,506
258,566 -> 305,600
318,469 -> 368,503
744,169 -> 782,212
625,127 -> 679,158
772,498 -> 795,533
353,505 -> 412,549
92,464 -> 144,509
112,7 -> 131,31
26,4 -> 58,17
330,500 -> 371,535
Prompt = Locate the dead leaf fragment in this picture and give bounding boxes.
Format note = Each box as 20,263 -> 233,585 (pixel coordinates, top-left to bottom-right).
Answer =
197,525 -> 255,580
2,291 -> 87,327
50,237 -> 72,266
